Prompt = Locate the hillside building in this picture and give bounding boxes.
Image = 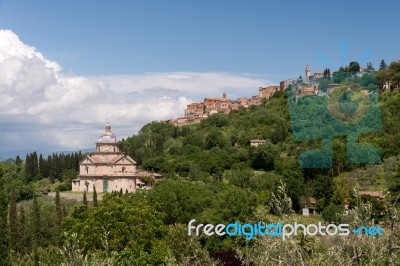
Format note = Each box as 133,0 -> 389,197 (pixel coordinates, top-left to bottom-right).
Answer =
72,123 -> 162,193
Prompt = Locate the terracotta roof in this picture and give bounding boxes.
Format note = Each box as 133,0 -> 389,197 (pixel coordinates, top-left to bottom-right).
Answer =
204,98 -> 229,101
303,87 -> 315,92
112,155 -> 137,164
81,154 -> 136,165
308,197 -> 317,205
359,191 -> 385,199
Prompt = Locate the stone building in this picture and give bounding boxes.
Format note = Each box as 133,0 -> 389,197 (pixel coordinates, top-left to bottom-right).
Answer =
203,92 -> 231,112
72,123 -> 161,193
250,139 -> 267,147
258,86 -> 281,99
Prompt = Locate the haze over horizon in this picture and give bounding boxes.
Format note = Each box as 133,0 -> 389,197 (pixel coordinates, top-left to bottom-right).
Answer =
0,0 -> 399,153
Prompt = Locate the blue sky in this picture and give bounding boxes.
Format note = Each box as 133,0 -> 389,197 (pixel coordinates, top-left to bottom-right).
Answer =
1,0 -> 399,80
0,0 -> 399,154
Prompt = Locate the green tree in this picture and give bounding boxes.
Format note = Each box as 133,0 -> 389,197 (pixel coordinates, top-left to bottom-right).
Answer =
149,179 -> 214,224
32,196 -> 41,247
322,204 -> 343,224
226,168 -> 253,188
18,206 -> 28,254
268,180 -> 295,216
15,156 -> 22,165
0,181 -> 9,265
250,143 -> 275,171
93,185 -> 98,207
379,59 -> 387,71
63,194 -> 167,263
349,61 -> 361,73
323,68 -> 331,78
8,190 -> 18,251
187,164 -> 204,181
205,128 -> 228,149
83,191 -> 88,206
366,62 -> 374,72
55,190 -> 62,237
166,224 -> 215,265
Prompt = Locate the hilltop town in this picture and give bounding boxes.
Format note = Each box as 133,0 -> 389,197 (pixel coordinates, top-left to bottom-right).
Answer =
170,65 -> 337,126
169,61 -> 397,127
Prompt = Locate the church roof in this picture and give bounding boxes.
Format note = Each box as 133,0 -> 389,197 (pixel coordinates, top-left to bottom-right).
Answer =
82,153 -> 137,165
97,123 -> 117,143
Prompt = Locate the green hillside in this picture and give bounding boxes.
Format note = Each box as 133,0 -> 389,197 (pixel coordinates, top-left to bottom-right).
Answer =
120,86 -> 400,211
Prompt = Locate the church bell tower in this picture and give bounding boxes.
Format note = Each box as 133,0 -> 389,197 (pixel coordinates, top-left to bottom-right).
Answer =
305,64 -> 311,78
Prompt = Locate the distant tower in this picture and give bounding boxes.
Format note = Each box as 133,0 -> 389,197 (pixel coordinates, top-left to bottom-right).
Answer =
305,64 -> 311,78
223,92 -> 227,98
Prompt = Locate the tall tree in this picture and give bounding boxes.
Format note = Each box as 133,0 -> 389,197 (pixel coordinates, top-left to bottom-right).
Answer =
15,156 -> 22,165
18,206 -> 28,254
8,190 -> 18,251
93,185 -> 98,207
379,59 -> 387,70
25,153 -> 34,180
0,180 -> 9,265
323,68 -> 331,78
32,152 -> 39,177
366,62 -> 374,72
55,191 -> 62,237
83,191 -> 88,206
32,196 -> 41,247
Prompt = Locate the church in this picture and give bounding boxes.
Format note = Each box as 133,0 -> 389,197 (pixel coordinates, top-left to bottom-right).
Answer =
72,123 -> 161,193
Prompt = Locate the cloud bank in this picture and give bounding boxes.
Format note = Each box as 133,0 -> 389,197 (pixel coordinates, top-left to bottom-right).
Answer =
0,30 -> 272,152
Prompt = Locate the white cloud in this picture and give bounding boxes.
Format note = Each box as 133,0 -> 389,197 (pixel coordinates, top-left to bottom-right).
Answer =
0,29 -> 274,152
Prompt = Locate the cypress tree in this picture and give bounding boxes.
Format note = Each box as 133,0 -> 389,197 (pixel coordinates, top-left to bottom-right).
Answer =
55,191 -> 62,237
18,206 -> 28,254
0,181 -> 9,265
83,191 -> 88,206
33,245 -> 39,266
8,190 -> 17,251
379,59 -> 387,71
119,188 -> 123,196
32,152 -> 39,177
75,152 -> 80,172
25,153 -> 33,180
32,196 -> 41,247
125,189 -> 128,194
93,185 -> 98,207
15,156 -> 22,165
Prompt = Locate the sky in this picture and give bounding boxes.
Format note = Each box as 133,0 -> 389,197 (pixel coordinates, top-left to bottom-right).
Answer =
0,0 -> 399,153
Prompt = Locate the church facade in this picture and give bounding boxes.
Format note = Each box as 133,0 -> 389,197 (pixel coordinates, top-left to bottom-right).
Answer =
72,123 -> 160,193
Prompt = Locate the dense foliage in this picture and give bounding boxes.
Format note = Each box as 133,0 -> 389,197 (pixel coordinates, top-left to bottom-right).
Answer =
1,60 -> 400,265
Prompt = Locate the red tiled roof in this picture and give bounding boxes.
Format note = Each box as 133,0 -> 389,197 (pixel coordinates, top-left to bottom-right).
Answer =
359,191 -> 385,199
204,98 -> 229,101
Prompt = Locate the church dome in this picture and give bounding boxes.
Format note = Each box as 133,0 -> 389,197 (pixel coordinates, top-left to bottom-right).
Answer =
97,123 -> 117,143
